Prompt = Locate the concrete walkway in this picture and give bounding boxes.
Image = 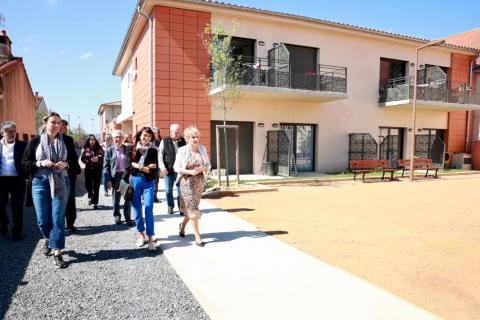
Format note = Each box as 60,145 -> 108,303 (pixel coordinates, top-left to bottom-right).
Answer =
152,191 -> 440,320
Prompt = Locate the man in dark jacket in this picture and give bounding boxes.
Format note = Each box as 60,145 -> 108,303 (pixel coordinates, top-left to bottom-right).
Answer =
0,121 -> 27,240
103,130 -> 134,225
60,120 -> 81,232
158,124 -> 186,215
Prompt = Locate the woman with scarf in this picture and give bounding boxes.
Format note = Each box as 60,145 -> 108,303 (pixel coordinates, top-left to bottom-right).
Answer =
22,112 -> 70,268
124,127 -> 158,250
81,135 -> 104,210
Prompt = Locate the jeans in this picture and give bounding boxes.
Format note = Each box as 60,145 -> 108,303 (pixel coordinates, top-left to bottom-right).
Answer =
131,175 -> 154,236
32,174 -> 70,249
164,173 -> 180,210
112,172 -> 131,221
102,168 -> 111,193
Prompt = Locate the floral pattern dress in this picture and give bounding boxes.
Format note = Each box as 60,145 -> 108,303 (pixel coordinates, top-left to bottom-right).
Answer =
179,151 -> 205,218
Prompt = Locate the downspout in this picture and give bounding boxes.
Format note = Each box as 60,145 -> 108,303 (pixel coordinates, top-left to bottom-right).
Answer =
137,5 -> 154,128
465,60 -> 474,152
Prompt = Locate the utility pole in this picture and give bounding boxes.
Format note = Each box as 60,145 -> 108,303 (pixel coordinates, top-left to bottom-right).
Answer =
91,118 -> 94,135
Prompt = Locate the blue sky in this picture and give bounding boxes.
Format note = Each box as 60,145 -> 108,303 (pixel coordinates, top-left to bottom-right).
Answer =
2,0 -> 479,133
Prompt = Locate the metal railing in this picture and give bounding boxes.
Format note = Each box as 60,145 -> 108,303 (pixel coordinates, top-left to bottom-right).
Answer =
379,76 -> 480,105
214,56 -> 347,94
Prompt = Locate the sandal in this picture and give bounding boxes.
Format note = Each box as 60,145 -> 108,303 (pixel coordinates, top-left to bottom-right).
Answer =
195,241 -> 205,247
178,223 -> 185,238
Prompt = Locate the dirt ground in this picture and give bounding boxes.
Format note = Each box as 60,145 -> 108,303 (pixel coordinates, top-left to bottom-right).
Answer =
206,175 -> 480,320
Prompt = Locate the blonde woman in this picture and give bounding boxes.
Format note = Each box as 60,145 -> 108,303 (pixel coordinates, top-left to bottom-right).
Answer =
174,126 -> 211,246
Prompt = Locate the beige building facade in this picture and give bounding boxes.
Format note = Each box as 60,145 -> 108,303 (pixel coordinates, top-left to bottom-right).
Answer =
114,0 -> 480,174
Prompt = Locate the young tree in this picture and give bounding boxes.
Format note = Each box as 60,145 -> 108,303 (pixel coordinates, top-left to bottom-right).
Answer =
202,22 -> 242,187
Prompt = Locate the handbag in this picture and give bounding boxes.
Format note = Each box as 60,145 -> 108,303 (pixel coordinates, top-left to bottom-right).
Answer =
124,185 -> 133,201
25,178 -> 34,207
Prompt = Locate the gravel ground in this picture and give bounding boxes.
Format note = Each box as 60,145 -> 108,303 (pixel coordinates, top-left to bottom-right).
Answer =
0,188 -> 209,320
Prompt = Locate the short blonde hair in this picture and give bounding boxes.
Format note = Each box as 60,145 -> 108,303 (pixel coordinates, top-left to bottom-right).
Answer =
184,126 -> 201,142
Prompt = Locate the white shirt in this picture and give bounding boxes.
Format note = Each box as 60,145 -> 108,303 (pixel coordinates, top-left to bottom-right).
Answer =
1,140 -> 18,176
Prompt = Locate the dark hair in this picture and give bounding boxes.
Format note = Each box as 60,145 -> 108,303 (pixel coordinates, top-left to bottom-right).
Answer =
39,112 -> 62,134
84,134 -> 100,149
62,119 -> 69,126
134,127 -> 155,145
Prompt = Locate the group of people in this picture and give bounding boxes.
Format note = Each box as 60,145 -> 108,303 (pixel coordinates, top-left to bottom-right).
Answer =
0,112 -> 211,269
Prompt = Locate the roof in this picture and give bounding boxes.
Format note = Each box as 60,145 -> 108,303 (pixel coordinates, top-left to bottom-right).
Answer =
0,59 -> 21,75
97,100 -> 122,115
113,0 -> 479,75
444,28 -> 480,51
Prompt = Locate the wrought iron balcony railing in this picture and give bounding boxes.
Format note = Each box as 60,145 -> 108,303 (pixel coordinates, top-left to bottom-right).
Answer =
212,56 -> 347,94
379,76 -> 480,105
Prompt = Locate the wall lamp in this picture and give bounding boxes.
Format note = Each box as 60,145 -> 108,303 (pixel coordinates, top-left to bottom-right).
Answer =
257,122 -> 265,127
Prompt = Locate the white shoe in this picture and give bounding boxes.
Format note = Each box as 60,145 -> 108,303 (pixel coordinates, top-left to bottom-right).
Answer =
136,237 -> 146,247
148,241 -> 156,251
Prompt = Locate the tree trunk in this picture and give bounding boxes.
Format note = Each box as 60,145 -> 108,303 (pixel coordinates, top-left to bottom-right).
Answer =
223,108 -> 230,187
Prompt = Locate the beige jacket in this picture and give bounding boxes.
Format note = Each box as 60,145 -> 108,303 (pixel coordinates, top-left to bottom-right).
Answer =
173,144 -> 211,184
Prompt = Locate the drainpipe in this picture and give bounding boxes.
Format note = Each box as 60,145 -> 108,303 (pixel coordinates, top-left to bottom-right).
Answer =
137,5 -> 154,128
465,60 -> 474,152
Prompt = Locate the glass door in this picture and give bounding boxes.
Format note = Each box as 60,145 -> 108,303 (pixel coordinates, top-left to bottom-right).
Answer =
280,123 -> 315,172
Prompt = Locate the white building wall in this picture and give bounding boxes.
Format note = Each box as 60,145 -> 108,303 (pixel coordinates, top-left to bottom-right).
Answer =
211,12 -> 453,173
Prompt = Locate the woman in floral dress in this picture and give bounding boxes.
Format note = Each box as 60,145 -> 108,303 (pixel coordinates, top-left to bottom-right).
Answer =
174,126 -> 211,246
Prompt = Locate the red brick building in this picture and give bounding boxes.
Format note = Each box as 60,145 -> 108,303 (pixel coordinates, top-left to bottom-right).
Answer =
0,30 -> 36,140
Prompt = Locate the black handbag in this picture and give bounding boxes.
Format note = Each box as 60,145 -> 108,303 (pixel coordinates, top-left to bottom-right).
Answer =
25,178 -> 34,207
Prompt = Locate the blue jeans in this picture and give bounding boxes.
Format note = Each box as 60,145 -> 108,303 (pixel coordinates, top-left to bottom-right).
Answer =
164,173 -> 181,210
102,169 -> 111,193
131,176 -> 154,236
32,174 -> 70,249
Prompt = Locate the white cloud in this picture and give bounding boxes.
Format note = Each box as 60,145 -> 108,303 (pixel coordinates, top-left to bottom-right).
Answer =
79,52 -> 93,60
47,0 -> 58,6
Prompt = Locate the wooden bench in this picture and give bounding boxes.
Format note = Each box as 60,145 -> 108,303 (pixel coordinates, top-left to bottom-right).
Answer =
349,160 -> 396,181
397,159 -> 442,178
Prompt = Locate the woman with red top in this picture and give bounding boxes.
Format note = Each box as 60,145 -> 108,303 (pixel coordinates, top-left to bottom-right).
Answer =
81,135 -> 104,209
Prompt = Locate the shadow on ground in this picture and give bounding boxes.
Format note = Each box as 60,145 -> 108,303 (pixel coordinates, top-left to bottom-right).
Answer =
63,247 -> 162,266
159,229 -> 288,251
0,206 -> 41,319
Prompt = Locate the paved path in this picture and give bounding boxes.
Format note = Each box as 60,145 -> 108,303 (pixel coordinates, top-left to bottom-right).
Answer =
0,190 -> 209,320
154,191 -> 441,320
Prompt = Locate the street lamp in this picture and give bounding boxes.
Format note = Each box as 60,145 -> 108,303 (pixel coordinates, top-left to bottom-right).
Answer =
409,39 -> 446,182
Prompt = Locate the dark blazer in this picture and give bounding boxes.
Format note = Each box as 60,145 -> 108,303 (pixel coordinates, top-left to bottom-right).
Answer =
125,147 -> 158,182
22,136 -> 41,178
0,139 -> 27,178
62,134 -> 81,176
104,144 -> 132,177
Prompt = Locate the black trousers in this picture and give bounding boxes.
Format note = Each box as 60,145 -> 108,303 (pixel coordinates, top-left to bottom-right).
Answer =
0,176 -> 26,235
65,174 -> 77,227
84,167 -> 102,205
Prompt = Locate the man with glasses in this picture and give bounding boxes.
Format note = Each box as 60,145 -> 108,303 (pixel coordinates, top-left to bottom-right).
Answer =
0,121 -> 27,240
104,130 -> 134,225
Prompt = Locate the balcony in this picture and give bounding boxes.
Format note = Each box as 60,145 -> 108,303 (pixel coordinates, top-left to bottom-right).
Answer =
379,76 -> 480,111
209,57 -> 347,103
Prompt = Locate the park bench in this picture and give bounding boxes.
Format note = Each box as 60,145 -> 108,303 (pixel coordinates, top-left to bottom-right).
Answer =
397,158 -> 442,178
349,160 -> 396,181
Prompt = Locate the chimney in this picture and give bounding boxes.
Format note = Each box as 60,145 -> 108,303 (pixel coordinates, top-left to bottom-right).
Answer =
0,30 -> 12,62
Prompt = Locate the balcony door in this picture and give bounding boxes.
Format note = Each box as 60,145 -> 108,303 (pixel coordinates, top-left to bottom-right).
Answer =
280,123 -> 316,172
285,44 -> 317,90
